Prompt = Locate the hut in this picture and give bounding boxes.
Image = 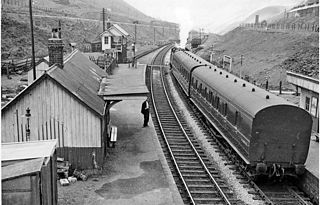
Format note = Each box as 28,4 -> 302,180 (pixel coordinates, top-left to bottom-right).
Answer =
2,140 -> 57,205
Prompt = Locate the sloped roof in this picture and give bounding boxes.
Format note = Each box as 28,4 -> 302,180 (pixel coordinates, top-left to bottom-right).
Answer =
112,24 -> 129,36
99,24 -> 129,37
47,50 -> 107,116
99,29 -> 115,37
2,50 -> 107,117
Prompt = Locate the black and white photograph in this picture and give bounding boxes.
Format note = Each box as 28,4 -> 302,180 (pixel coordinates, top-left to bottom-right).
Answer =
1,0 -> 319,204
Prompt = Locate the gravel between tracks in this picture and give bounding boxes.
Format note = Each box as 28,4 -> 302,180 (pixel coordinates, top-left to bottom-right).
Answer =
165,68 -> 264,205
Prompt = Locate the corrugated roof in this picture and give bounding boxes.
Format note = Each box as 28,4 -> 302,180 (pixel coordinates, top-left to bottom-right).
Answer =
48,50 -> 107,116
98,64 -> 149,100
2,50 -> 107,117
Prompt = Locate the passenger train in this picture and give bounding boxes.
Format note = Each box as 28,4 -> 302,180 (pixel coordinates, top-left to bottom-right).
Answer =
170,47 -> 313,177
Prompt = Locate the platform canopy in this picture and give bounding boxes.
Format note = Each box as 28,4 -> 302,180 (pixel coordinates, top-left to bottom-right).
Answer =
98,64 -> 149,101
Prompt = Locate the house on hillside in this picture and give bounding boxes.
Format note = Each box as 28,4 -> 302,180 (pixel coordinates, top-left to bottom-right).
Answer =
82,21 -> 129,63
1,33 -> 109,169
100,22 -> 129,63
288,0 -> 319,17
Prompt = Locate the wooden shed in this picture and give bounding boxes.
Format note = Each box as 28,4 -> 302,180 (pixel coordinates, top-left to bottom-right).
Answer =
1,49 -> 108,169
2,140 -> 57,205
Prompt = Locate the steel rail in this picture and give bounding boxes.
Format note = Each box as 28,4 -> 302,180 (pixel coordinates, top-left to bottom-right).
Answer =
159,60 -> 232,205
151,45 -> 232,205
149,46 -> 196,204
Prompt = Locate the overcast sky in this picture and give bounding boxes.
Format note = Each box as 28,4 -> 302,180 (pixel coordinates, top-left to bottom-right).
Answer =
124,0 -> 301,45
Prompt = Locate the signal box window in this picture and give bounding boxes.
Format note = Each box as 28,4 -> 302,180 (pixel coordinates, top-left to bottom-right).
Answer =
310,96 -> 318,117
305,97 -> 310,111
104,36 -> 108,44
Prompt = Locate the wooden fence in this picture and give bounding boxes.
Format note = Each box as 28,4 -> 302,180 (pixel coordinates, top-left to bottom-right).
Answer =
240,22 -> 319,32
1,57 -> 42,75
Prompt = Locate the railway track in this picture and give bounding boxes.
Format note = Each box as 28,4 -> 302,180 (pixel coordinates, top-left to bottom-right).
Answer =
147,45 -> 240,205
168,54 -> 315,205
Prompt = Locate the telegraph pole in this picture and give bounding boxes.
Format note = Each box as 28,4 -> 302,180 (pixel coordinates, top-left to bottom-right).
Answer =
240,55 -> 243,78
102,8 -> 105,32
29,0 -> 36,80
154,27 -> 156,45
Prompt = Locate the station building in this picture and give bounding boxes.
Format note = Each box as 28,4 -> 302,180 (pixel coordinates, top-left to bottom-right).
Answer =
287,71 -> 319,135
2,33 -> 109,169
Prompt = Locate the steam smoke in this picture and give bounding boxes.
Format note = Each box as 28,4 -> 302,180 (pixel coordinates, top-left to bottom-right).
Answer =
175,7 -> 193,48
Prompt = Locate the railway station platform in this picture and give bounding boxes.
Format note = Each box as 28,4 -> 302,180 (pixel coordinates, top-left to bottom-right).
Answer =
305,134 -> 319,179
95,63 -> 184,205
298,133 -> 319,203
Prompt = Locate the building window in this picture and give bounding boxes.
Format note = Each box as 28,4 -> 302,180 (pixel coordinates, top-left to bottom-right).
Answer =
305,97 -> 310,111
104,36 -> 108,44
310,96 -> 318,117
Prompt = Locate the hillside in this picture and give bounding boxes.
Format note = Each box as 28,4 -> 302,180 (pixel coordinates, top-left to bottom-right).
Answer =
217,5 -> 289,34
197,27 -> 318,90
243,6 -> 287,23
1,0 -> 179,60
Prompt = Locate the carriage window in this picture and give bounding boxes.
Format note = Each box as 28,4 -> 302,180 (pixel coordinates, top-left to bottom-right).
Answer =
199,83 -> 202,92
224,103 -> 228,116
234,111 -> 238,125
209,91 -> 212,102
204,87 -> 207,97
305,97 -> 310,111
195,80 -> 198,88
191,77 -> 194,86
216,96 -> 220,109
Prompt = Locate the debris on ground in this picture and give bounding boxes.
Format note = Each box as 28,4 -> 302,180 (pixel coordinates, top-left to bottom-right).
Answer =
68,176 -> 77,183
60,178 -> 70,186
73,169 -> 88,181
57,157 -> 71,179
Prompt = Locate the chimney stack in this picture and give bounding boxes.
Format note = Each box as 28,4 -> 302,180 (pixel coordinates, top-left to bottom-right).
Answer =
48,28 -> 64,69
107,17 -> 111,29
255,15 -> 259,25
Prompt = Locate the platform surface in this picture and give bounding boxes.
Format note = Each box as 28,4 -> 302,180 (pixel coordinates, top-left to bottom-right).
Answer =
88,63 -> 183,205
305,134 -> 319,179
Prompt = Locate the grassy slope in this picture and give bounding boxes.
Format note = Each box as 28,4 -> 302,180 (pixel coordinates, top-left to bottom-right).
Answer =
198,27 -> 318,89
1,1 -> 178,60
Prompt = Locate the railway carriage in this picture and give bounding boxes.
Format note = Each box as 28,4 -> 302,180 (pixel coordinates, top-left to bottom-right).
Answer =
170,48 -> 312,177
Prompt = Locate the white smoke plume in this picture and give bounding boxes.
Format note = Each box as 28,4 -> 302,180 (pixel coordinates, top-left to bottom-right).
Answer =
174,7 -> 194,48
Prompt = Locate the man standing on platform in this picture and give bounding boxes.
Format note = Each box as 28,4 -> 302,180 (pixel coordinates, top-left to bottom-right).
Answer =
141,97 -> 150,127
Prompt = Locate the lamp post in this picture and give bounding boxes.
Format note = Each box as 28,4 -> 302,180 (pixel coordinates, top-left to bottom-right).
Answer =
29,0 -> 36,80
26,107 -> 31,141
240,55 -> 244,78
